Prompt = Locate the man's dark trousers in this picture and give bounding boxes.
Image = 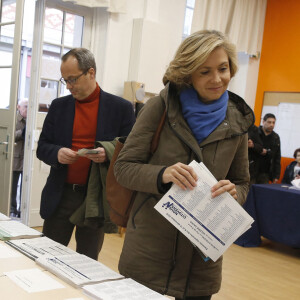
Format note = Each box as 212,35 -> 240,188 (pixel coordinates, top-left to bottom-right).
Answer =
42,184 -> 104,260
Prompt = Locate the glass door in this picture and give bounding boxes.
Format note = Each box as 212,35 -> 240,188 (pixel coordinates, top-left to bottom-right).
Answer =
22,0 -> 92,226
0,0 -> 25,215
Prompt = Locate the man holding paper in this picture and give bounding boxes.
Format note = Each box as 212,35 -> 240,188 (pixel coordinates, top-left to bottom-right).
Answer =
37,48 -> 135,260
114,30 -> 254,300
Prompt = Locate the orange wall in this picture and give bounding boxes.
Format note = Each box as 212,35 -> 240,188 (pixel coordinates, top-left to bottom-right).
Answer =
254,0 -> 300,181
254,0 -> 300,123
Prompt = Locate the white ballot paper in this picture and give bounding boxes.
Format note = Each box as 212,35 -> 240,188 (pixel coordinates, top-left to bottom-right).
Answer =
77,148 -> 99,156
290,178 -> 300,190
82,278 -> 169,300
0,220 -> 43,240
6,236 -> 76,260
36,253 -> 123,287
155,160 -> 254,262
4,268 -> 64,293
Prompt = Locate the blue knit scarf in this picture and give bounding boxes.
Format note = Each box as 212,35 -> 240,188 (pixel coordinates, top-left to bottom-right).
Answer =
180,87 -> 228,144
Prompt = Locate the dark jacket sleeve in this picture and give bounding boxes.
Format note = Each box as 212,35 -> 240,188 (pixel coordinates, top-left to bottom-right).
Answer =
248,125 -> 263,155
252,138 -> 263,155
282,166 -> 290,184
272,134 -> 281,180
36,101 -> 64,168
119,100 -> 136,136
98,91 -> 135,139
281,162 -> 295,184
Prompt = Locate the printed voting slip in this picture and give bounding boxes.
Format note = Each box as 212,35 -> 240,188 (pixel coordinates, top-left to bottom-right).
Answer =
36,253 -> 123,287
82,278 -> 169,300
77,148 -> 99,156
6,236 -> 76,260
0,220 -> 43,241
4,268 -> 64,293
155,160 -> 254,262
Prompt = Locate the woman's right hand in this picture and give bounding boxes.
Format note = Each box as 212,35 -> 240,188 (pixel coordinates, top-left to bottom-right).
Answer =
162,162 -> 198,190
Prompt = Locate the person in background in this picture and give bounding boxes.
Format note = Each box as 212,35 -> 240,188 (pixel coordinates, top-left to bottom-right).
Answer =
282,148 -> 300,184
10,99 -> 28,218
114,30 -> 254,300
255,113 -> 281,184
37,48 -> 135,260
248,124 -> 263,185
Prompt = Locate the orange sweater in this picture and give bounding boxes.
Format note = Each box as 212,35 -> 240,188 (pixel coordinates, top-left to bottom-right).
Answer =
66,84 -> 100,184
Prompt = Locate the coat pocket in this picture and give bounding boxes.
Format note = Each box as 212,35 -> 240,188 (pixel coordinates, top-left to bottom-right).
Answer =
131,193 -> 161,229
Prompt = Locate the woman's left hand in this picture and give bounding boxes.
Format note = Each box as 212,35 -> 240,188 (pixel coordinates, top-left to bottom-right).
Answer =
211,180 -> 237,199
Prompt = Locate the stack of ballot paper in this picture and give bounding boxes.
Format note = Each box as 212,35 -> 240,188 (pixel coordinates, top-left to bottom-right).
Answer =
155,160 -> 254,262
0,220 -> 43,241
6,236 -> 76,260
36,253 -> 124,287
82,278 -> 169,300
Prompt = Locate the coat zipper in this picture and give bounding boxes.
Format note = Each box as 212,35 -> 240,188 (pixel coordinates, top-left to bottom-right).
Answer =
169,121 -> 202,163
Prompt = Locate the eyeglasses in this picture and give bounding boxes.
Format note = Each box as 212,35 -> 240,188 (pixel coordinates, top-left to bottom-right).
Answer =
60,70 -> 88,86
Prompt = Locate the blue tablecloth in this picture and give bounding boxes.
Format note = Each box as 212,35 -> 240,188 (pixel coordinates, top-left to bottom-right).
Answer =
235,184 -> 300,247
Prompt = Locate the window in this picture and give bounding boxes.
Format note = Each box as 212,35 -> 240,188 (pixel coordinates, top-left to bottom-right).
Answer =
39,8 -> 84,111
16,2 -> 85,112
0,0 -> 16,109
182,0 -> 195,40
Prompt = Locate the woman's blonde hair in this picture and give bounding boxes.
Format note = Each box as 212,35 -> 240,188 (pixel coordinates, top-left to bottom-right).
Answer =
163,30 -> 238,88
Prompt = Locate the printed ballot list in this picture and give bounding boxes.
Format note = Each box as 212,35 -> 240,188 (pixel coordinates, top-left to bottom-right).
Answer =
155,161 -> 253,262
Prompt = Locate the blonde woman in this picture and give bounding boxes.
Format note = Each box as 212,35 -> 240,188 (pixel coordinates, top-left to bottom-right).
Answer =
114,30 -> 254,300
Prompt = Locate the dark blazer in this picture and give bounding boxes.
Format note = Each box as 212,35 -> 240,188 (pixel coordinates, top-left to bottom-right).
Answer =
37,89 -> 135,219
282,161 -> 298,184
248,124 -> 263,180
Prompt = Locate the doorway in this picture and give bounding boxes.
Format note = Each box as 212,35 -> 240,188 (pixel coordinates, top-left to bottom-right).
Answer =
0,0 -> 25,216
22,0 -> 94,226
1,0 -> 96,226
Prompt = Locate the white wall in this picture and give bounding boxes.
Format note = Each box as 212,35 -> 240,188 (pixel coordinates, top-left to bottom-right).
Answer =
244,57 -> 261,109
227,51 -> 263,110
99,0 -> 261,108
100,0 -> 186,96
229,52 -> 249,102
100,0 -> 144,95
229,54 -> 261,110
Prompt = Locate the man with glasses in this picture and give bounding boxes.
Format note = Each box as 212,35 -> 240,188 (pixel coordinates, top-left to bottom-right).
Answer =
37,48 -> 135,260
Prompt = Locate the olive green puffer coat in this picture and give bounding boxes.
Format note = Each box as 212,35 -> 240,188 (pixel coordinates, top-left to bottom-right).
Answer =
114,83 -> 254,298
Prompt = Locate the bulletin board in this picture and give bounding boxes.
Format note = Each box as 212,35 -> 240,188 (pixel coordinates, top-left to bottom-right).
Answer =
261,92 -> 300,158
